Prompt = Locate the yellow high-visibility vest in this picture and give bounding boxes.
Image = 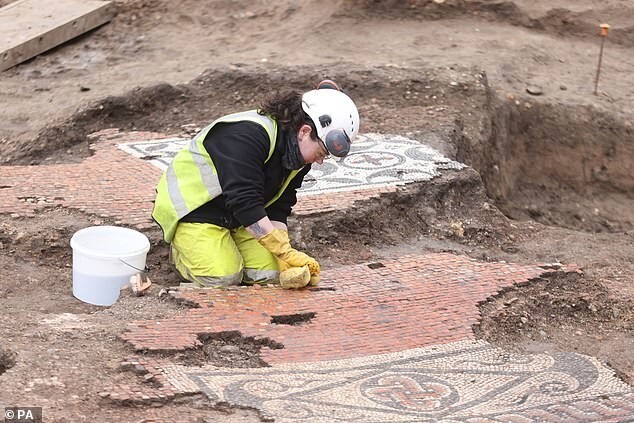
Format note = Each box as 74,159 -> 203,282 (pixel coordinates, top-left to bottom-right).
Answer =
152,110 -> 299,242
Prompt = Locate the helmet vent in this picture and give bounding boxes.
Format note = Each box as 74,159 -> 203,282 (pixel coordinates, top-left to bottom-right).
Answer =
319,115 -> 332,128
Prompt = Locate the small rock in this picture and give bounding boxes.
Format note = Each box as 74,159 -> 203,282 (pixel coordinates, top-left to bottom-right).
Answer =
526,85 -> 543,96
133,364 -> 147,374
450,222 -> 464,238
540,263 -> 562,270
560,85 -> 567,91
504,297 -> 519,306
501,244 -> 519,254
219,345 -> 240,354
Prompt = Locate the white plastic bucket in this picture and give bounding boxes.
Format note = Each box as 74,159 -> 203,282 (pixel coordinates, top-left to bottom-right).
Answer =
70,226 -> 150,306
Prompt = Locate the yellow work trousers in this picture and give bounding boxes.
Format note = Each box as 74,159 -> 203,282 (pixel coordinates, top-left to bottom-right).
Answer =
171,222 -> 280,287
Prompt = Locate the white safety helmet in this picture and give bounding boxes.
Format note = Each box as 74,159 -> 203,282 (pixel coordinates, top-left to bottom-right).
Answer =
301,87 -> 359,157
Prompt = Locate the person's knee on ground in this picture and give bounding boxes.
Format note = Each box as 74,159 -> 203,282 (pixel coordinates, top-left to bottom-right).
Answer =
171,222 -> 244,287
232,227 -> 281,285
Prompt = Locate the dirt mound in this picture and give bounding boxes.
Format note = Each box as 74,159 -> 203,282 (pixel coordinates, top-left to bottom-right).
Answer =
4,64 -> 473,165
475,271 -> 634,383
295,167 -> 516,263
348,0 -> 634,45
349,0 -> 534,23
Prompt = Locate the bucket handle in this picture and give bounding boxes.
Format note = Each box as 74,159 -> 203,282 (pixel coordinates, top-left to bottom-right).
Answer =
119,258 -> 149,274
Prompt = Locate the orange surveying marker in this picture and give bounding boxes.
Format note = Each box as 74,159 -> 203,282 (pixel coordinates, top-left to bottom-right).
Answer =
593,23 -> 610,95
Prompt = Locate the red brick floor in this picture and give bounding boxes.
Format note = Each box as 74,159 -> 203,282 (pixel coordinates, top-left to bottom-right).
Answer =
123,253 -> 571,364
0,130 -> 162,227
0,131 -> 575,364
12,130 -> 627,421
0,130 -> 406,224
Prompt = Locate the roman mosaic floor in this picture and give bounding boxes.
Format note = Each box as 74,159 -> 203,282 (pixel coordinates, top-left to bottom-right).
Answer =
2,129 -> 632,421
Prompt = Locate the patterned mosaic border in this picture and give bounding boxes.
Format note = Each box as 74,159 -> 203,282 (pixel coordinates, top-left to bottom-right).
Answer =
117,133 -> 464,195
186,340 -> 633,422
105,340 -> 634,423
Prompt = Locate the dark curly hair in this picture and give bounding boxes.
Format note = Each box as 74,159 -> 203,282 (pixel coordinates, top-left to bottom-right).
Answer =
258,90 -> 318,139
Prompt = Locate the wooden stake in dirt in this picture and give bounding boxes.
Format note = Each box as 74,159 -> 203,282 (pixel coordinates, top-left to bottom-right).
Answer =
593,23 -> 610,95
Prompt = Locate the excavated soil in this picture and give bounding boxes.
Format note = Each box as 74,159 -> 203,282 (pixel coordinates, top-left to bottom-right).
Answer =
474,272 -> 634,383
170,332 -> 284,369
1,0 -> 633,421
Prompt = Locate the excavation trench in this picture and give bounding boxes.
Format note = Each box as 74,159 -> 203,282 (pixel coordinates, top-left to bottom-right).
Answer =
1,68 -> 630,283
7,66 -> 630,238
457,96 -> 633,233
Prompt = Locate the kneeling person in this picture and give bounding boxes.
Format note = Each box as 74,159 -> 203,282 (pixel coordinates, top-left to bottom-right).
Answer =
152,81 -> 360,287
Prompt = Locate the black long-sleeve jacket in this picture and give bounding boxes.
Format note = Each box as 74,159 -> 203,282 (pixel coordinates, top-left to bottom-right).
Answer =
181,121 -> 310,229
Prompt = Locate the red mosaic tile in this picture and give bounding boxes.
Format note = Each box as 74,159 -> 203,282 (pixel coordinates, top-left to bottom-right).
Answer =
122,253 -> 575,364
0,130 -> 164,226
0,130 -> 403,226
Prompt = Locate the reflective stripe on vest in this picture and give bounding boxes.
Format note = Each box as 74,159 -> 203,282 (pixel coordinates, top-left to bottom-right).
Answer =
152,110 -> 298,243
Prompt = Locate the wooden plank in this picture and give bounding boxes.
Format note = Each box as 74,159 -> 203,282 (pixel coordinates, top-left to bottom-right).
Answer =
0,0 -> 114,71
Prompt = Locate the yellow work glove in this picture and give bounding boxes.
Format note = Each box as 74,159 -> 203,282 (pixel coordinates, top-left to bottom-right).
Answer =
258,229 -> 320,276
276,257 -> 319,288
308,274 -> 320,286
277,257 -> 292,273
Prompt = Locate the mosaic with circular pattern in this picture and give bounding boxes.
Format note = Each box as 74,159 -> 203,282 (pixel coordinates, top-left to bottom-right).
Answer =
161,340 -> 634,423
117,133 -> 465,195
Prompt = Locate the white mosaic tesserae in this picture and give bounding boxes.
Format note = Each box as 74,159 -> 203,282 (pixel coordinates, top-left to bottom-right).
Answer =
117,133 -> 465,195
156,340 -> 633,423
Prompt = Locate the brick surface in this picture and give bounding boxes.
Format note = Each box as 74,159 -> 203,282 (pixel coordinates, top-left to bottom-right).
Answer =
99,357 -> 198,405
0,130 -> 163,227
122,253 -> 564,364
4,129 -> 632,421
294,185 -> 400,214
105,341 -> 634,422
0,130 -> 408,224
